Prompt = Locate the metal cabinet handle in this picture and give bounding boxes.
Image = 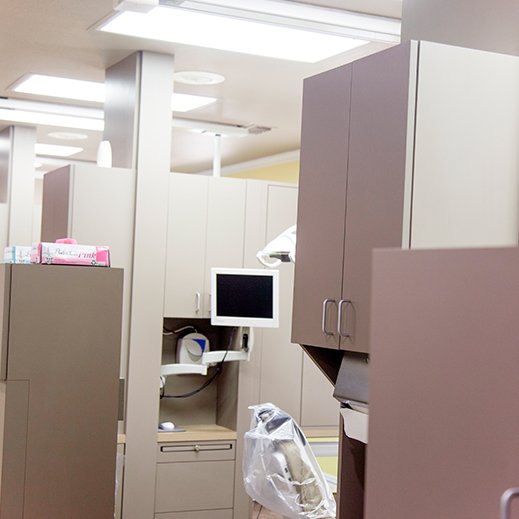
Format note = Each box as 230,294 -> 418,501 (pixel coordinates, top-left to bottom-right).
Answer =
195,292 -> 201,313
500,488 -> 519,519
338,299 -> 352,338
193,445 -> 200,453
321,299 -> 336,336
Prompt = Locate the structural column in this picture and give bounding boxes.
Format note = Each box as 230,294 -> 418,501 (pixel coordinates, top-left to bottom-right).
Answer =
0,125 -> 37,249
104,51 -> 174,519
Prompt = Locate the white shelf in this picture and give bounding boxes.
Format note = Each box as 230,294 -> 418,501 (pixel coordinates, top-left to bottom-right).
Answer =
160,363 -> 208,376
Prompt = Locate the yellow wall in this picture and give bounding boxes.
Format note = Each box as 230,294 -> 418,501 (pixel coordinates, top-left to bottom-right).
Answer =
230,160 -> 299,184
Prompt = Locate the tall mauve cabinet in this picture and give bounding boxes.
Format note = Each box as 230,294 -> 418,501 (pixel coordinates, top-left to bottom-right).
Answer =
292,40 -> 519,354
0,264 -> 123,519
367,248 -> 519,519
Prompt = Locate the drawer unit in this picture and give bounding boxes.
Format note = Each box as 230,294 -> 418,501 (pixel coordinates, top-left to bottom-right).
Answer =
156,441 -> 235,463
155,510 -> 233,519
155,440 -> 236,514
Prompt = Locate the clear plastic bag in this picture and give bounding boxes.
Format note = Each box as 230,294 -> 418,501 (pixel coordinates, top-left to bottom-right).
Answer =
243,403 -> 336,519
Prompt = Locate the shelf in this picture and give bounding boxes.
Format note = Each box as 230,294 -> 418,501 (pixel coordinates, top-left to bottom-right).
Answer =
160,363 -> 208,376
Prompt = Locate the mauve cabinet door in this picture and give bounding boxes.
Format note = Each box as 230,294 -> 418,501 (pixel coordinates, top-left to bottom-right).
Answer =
340,42 -> 415,353
292,64 -> 352,349
367,248 -> 519,519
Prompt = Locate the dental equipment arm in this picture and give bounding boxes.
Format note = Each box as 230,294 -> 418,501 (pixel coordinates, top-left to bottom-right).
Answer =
257,225 -> 296,267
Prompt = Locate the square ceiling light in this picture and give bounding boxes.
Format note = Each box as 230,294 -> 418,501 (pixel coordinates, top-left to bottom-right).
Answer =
175,0 -> 401,42
0,98 -> 104,131
97,5 -> 373,62
35,143 -> 84,157
12,74 -> 216,112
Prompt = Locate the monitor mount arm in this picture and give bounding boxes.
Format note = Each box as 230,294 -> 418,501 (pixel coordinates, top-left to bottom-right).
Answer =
160,326 -> 254,377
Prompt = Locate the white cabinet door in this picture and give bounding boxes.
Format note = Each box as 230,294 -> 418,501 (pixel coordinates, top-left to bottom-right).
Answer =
203,177 -> 247,317
164,174 -> 209,318
411,42 -> 519,248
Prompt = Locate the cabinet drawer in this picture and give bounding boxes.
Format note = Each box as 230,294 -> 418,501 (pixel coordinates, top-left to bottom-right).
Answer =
155,510 -> 233,519
155,460 -> 235,512
157,441 -> 235,463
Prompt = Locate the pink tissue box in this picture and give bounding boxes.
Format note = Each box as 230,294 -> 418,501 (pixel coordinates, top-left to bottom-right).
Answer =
31,242 -> 111,267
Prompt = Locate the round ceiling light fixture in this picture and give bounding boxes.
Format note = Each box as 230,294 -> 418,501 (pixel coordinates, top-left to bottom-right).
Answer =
173,71 -> 225,86
48,131 -> 88,140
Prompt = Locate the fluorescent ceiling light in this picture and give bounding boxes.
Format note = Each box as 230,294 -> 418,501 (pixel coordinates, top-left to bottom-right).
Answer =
176,0 -> 400,42
48,131 -> 89,140
98,6 -> 369,62
13,74 -> 105,103
35,143 -> 83,157
0,107 -> 103,131
13,74 -> 216,112
172,92 -> 216,112
0,98 -> 264,138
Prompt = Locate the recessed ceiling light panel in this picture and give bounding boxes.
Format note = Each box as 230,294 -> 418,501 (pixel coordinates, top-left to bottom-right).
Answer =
48,131 -> 89,140
0,107 -> 104,131
172,92 -> 217,112
180,0 -> 401,39
10,74 -> 217,112
174,71 -> 225,85
13,74 -> 105,103
35,143 -> 84,157
98,7 -> 369,62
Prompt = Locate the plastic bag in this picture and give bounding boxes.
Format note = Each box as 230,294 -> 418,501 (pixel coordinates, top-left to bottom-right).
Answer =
243,403 -> 336,519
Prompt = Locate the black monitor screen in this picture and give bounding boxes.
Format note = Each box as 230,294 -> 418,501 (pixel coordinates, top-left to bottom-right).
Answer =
216,274 -> 273,318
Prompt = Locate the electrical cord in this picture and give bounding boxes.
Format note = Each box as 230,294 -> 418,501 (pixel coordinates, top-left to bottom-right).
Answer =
255,504 -> 263,519
160,352 -> 227,399
163,324 -> 197,336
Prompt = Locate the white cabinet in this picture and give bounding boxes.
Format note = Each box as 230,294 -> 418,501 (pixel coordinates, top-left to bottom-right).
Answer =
164,174 -> 208,318
164,174 -> 246,318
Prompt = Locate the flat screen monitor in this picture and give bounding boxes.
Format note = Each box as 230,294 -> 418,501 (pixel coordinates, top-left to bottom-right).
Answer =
211,268 -> 279,328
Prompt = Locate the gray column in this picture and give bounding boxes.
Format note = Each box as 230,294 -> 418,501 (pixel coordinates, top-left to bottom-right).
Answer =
402,0 -> 519,55
0,125 -> 36,248
104,51 -> 174,519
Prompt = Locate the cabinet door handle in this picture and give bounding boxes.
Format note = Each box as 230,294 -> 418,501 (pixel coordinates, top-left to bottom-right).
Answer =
195,292 -> 201,313
321,299 -> 336,336
338,299 -> 352,338
500,488 -> 519,519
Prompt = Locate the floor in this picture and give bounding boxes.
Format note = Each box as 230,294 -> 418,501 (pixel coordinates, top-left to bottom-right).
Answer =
252,501 -> 285,519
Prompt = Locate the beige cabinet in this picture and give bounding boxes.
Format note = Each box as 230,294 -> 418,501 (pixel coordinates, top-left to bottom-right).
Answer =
155,440 -> 235,516
40,163 -> 135,375
164,174 -> 246,318
293,40 -> 519,354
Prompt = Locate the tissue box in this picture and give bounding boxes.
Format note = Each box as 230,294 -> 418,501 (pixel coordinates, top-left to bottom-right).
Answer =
3,246 -> 32,264
31,242 -> 111,267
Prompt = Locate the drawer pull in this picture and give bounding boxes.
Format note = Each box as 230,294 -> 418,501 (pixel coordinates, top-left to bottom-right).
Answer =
160,443 -> 233,453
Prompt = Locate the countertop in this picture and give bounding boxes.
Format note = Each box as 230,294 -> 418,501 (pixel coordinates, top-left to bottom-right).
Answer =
117,424 -> 338,445
117,424 -> 237,444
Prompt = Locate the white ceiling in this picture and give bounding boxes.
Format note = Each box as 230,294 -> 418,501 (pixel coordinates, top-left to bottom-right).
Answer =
0,0 -> 401,174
